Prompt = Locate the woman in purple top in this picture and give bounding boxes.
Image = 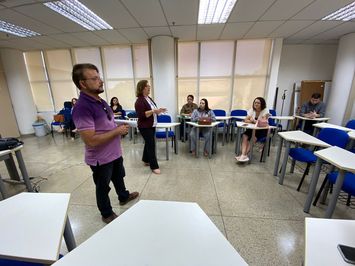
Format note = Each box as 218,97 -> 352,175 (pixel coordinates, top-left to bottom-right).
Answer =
134,80 -> 166,174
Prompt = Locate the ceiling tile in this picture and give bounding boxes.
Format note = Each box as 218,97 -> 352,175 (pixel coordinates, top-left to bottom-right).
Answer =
160,0 -> 198,25
310,22 -> 355,40
197,24 -> 225,40
269,20 -> 314,38
144,27 -> 172,38
289,21 -> 343,40
50,34 -> 91,47
0,0 -> 37,7
261,0 -> 314,21
228,0 -> 275,22
170,25 -> 196,41
3,38 -> 47,50
80,0 -> 139,29
74,32 -> 109,46
220,22 -> 254,39
244,21 -> 284,38
121,0 -> 168,27
292,0 -> 354,20
119,28 -> 149,44
0,40 -> 12,48
94,30 -> 129,44
30,35 -> 68,48
303,39 -> 338,44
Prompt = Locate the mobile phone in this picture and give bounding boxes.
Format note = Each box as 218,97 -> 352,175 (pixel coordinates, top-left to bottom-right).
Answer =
338,244 -> 355,264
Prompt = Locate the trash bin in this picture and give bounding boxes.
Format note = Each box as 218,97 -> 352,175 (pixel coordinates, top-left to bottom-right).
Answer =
32,122 -> 47,137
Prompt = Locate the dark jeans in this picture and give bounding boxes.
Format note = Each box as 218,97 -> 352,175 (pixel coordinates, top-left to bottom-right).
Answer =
139,127 -> 159,170
90,157 -> 129,218
69,119 -> 76,138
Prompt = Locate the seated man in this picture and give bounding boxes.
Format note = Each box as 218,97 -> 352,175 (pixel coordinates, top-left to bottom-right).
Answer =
299,93 -> 326,134
180,94 -> 198,140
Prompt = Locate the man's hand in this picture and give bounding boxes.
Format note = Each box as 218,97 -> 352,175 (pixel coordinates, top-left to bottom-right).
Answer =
116,124 -> 129,135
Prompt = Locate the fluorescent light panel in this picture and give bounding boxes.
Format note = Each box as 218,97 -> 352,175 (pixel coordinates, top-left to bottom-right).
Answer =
198,0 -> 237,24
44,0 -> 113,30
0,20 -> 40,37
322,1 -> 355,21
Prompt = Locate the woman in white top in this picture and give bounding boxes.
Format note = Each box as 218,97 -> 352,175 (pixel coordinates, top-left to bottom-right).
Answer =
235,97 -> 270,162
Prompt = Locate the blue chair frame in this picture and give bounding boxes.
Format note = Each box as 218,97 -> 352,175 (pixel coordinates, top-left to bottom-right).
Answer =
156,115 -> 176,152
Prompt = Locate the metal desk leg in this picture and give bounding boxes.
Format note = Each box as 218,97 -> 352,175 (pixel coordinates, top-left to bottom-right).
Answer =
222,121 -> 226,146
209,127 -> 213,159
312,127 -> 318,136
303,158 -> 322,213
279,141 -> 291,185
213,126 -> 218,154
249,129 -> 255,164
263,129 -> 271,162
231,121 -> 235,142
196,127 -> 200,158
4,154 -> 21,181
14,150 -> 33,192
235,127 -> 241,155
0,173 -> 7,199
133,127 -> 136,144
290,159 -> 296,173
286,120 -> 290,131
64,216 -> 76,251
301,120 -> 305,131
273,138 -> 284,176
175,126 -> 179,154
183,118 -> 186,142
325,169 -> 346,218
165,128 -> 169,160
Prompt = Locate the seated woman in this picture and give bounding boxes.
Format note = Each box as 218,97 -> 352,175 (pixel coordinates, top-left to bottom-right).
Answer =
190,98 -> 216,156
110,97 -> 126,119
235,97 -> 270,162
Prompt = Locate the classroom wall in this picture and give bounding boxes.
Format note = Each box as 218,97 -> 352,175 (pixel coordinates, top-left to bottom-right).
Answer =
276,44 -> 338,118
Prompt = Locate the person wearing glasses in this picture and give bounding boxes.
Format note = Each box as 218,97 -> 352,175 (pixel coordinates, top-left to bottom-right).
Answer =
72,63 -> 139,224
135,80 -> 167,174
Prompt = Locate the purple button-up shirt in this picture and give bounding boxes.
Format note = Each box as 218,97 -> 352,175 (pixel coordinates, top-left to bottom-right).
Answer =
72,92 -> 122,166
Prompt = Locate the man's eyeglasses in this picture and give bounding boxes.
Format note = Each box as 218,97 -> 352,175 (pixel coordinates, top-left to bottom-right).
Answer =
82,76 -> 103,82
102,106 -> 112,121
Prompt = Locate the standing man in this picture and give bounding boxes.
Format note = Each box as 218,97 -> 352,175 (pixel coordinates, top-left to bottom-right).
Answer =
72,63 -> 139,224
299,93 -> 326,134
179,94 -> 198,141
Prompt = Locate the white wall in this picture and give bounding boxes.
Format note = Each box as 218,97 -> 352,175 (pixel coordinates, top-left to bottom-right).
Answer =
0,49 -> 37,134
276,44 -> 338,117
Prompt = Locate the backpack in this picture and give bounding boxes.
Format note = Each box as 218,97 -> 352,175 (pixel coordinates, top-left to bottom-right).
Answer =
0,138 -> 24,151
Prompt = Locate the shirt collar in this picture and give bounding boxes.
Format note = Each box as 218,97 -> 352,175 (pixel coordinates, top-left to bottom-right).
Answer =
80,91 -> 103,103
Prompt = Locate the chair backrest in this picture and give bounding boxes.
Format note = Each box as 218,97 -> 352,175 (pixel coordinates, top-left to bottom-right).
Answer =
157,114 -> 171,123
345,119 -> 355,130
230,109 -> 247,116
212,109 -> 226,116
317,128 -> 349,148
268,109 -> 277,126
127,111 -> 137,118
63,101 -> 72,109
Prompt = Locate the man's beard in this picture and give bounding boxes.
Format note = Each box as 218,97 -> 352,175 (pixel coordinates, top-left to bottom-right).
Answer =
96,87 -> 104,94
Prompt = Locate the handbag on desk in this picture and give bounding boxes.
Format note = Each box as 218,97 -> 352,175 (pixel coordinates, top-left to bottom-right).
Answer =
198,117 -> 212,125
0,138 -> 24,151
256,118 -> 269,127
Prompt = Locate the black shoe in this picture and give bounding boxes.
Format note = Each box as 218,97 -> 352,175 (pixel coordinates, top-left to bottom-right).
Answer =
119,192 -> 139,206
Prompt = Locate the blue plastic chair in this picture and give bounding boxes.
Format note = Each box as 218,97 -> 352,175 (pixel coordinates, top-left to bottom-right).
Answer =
212,109 -> 226,128
230,109 -> 247,141
289,128 -> 350,191
313,171 -> 355,207
346,119 -> 355,130
268,109 -> 282,131
156,115 -> 176,152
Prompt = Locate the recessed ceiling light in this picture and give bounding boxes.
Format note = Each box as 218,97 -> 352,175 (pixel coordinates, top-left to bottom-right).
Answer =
0,20 -> 40,37
198,0 -> 238,24
322,1 -> 355,21
44,0 -> 113,30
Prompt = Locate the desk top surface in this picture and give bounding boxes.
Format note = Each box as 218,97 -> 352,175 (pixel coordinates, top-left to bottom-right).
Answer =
314,146 -> 355,172
294,115 -> 330,121
236,121 -> 276,130
0,149 -> 11,157
313,122 -> 353,132
348,131 -> 355,140
186,121 -> 221,127
305,217 -> 355,266
215,116 -> 232,120
270,116 -> 295,120
53,200 -> 247,266
156,122 -> 181,128
278,130 -> 330,147
0,192 -> 70,264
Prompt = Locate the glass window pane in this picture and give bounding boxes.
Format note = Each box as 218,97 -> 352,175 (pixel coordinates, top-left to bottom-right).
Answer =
106,80 -> 135,110
30,82 -> 53,112
232,77 -> 267,110
177,79 -> 198,111
73,47 -> 103,74
45,50 -> 73,81
200,41 -> 234,77
133,45 -> 150,78
102,46 -> 133,79
51,81 -> 78,111
235,39 -> 272,76
24,51 -> 46,81
178,42 -> 198,78
199,78 -> 231,110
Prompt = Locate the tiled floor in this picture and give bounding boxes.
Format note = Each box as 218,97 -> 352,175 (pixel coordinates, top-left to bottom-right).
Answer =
1,133 -> 354,265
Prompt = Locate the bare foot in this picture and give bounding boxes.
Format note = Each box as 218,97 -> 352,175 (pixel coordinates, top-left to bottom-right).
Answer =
152,169 -> 161,174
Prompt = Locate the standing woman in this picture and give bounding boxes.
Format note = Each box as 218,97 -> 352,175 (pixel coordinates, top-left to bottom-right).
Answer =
190,98 -> 216,156
110,97 -> 126,119
235,97 -> 269,162
134,80 -> 166,174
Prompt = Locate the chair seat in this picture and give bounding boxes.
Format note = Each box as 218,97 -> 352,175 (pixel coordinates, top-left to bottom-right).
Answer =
289,148 -> 317,163
327,171 -> 355,195
156,131 -> 175,138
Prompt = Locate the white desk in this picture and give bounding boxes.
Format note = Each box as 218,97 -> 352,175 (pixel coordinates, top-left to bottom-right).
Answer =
215,116 -> 232,145
273,131 -> 330,185
303,146 -> 355,218
156,122 -> 180,160
349,131 -> 355,140
186,121 -> 220,158
230,116 -> 246,141
305,218 -> 355,266
270,115 -> 294,131
234,122 -> 275,163
294,115 -> 330,131
52,200 -> 247,266
115,118 -> 138,143
0,192 -> 76,264
312,122 -> 354,136
177,115 -> 191,142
